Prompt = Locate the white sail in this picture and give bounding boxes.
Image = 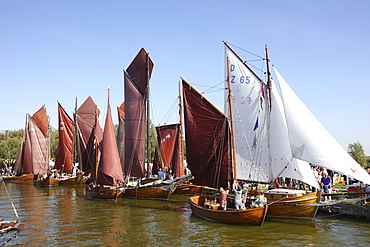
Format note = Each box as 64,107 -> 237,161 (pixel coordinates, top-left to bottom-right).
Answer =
269,78 -> 319,188
225,46 -> 270,182
274,67 -> 370,185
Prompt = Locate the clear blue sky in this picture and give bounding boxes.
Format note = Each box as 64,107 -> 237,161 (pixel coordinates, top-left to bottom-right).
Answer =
1,0 -> 369,155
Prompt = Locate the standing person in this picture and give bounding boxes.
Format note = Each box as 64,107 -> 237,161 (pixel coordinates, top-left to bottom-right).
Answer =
321,173 -> 332,201
233,182 -> 244,210
157,168 -> 164,179
219,187 -> 228,210
241,183 -> 248,208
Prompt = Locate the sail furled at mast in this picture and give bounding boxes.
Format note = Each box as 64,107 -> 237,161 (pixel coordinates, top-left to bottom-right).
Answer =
55,102 -> 74,173
182,79 -> 232,189
274,67 -> 370,185
225,45 -> 270,183
124,48 -> 154,178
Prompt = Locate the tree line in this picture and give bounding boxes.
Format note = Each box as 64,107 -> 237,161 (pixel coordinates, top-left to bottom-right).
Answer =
0,129 -> 369,169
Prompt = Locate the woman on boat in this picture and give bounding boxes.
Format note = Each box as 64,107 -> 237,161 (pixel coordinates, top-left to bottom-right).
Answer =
219,187 -> 228,210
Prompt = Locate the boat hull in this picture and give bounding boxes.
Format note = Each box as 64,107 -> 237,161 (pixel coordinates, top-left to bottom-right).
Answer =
124,184 -> 174,200
36,176 -> 59,187
188,195 -> 267,225
264,189 -> 320,218
85,186 -> 125,200
173,184 -> 203,195
58,175 -> 88,186
2,174 -> 37,183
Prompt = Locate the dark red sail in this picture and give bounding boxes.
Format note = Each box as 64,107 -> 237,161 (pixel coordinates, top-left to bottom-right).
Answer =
55,102 -> 74,173
76,96 -> 102,173
96,100 -> 124,186
182,79 -> 232,189
153,124 -> 183,177
31,105 -> 49,137
124,48 -> 154,178
116,102 -> 125,171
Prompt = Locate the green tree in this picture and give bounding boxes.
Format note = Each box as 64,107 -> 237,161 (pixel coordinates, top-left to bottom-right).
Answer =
49,127 -> 58,160
348,141 -> 366,167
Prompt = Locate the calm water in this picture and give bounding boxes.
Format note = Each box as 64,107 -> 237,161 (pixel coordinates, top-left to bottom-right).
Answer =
0,182 -> 369,247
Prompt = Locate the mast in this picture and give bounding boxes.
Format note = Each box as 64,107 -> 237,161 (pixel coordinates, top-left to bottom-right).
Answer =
145,52 -> 151,178
226,57 -> 238,184
73,98 -> 78,171
178,80 -> 185,175
265,45 -> 272,109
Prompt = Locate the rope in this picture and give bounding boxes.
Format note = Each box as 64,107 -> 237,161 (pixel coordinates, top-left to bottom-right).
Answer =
1,179 -> 19,219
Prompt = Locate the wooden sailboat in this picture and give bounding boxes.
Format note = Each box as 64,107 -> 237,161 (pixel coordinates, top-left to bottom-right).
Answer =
122,48 -> 177,200
85,89 -> 125,200
183,78 -> 268,226
224,42 -> 370,218
55,102 -> 88,185
3,105 -> 50,185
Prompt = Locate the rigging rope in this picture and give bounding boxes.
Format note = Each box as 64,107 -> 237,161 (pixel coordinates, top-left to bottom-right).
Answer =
1,179 -> 19,219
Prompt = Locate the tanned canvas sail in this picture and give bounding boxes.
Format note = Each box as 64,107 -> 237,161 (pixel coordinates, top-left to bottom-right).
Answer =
28,115 -> 49,174
75,96 -> 102,173
152,124 -> 183,177
124,48 -> 154,178
182,79 -> 232,189
225,45 -> 270,183
274,67 -> 370,185
96,100 -> 124,186
55,102 -> 74,173
117,102 -> 125,172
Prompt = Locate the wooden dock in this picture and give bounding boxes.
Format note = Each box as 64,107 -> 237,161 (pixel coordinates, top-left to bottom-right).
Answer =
318,202 -> 370,220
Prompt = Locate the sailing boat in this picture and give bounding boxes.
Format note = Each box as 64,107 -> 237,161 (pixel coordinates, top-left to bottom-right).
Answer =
55,102 -> 88,185
3,105 -> 53,185
85,88 -> 125,200
224,42 -> 370,218
123,47 -> 177,200
184,78 -> 268,225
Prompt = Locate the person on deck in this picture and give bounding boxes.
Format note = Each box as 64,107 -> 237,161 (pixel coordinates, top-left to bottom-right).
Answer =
241,183 -> 248,207
157,168 -> 164,179
321,172 -> 332,201
219,187 -> 228,210
233,182 -> 244,210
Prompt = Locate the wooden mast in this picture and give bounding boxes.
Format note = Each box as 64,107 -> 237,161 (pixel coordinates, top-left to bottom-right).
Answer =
265,45 -> 272,109
145,51 -> 151,178
226,57 -> 238,185
178,80 -> 185,176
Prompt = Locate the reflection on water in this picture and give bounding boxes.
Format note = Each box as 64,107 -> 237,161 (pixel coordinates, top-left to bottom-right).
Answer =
1,182 -> 369,246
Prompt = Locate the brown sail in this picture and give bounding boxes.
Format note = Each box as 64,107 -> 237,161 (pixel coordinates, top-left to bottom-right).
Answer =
55,102 -> 74,173
96,101 -> 125,186
75,96 -> 102,173
116,102 -> 125,172
182,79 -> 232,189
124,48 -> 154,178
153,124 -> 183,177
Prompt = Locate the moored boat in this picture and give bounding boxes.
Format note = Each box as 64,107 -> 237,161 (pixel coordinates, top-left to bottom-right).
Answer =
188,195 -> 267,225
85,88 -> 125,200
264,189 -> 321,218
36,175 -> 59,187
58,174 -> 88,186
2,174 -> 37,183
